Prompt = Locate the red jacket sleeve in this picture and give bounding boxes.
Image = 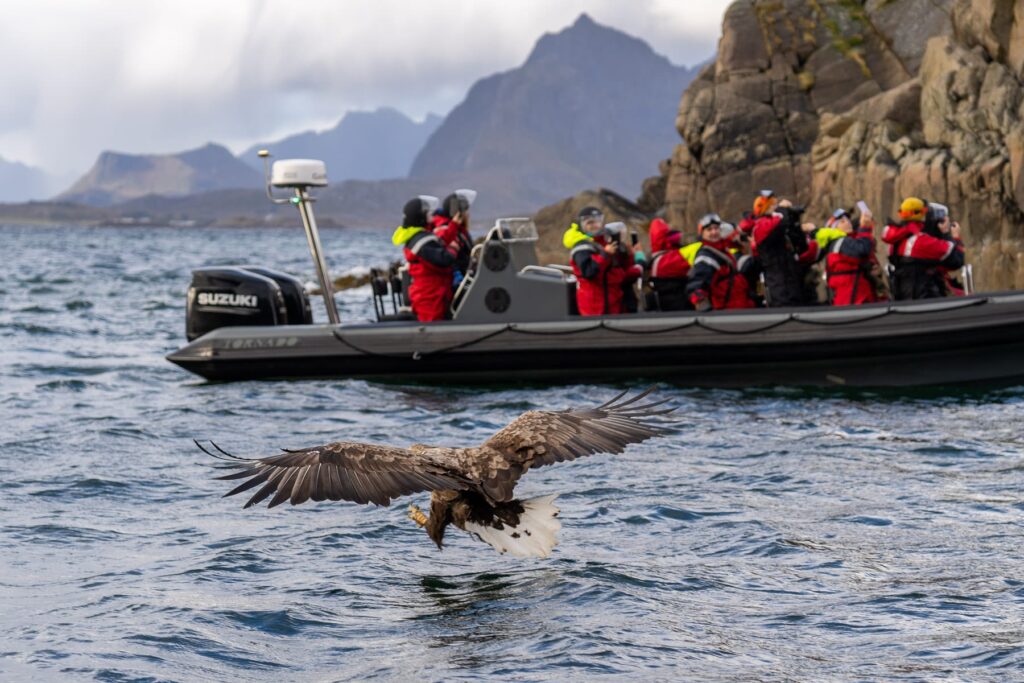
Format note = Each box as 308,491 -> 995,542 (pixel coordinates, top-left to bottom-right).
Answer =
752,214 -> 782,244
431,216 -> 461,245
906,233 -> 958,262
572,248 -> 610,280
796,241 -> 819,265
882,222 -> 915,246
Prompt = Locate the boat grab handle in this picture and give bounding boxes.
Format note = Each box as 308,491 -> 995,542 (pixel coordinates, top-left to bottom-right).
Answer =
520,265 -> 567,279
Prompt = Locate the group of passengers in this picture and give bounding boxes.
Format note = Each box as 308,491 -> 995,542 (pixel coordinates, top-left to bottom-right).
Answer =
392,188 -> 966,322
564,190 -> 966,316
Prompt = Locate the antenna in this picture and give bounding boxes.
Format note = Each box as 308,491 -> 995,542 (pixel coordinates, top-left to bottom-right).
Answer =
259,150 -> 339,325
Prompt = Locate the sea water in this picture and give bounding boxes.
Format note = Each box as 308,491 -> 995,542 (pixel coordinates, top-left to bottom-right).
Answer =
1,224 -> 1022,681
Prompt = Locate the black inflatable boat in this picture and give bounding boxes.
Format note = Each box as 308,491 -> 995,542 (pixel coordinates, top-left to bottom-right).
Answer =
166,157 -> 1024,387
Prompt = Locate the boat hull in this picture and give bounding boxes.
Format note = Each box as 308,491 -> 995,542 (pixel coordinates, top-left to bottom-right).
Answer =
166,294 -> 1024,387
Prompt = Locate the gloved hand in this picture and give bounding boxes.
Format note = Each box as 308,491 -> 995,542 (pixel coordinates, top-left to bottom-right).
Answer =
453,271 -> 465,287
633,250 -> 646,264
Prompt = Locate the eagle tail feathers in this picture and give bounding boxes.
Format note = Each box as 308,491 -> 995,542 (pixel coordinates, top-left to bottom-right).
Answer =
464,495 -> 561,559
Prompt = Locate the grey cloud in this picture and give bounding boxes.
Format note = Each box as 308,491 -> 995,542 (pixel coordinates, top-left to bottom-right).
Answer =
0,0 -> 730,178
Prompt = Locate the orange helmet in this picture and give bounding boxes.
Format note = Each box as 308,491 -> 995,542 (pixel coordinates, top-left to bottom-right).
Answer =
899,197 -> 926,222
753,189 -> 776,217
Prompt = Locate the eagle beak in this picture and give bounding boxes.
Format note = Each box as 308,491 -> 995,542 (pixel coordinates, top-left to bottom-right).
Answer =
408,504 -> 428,528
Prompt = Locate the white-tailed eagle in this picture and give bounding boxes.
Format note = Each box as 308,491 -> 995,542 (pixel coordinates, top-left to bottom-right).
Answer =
198,388 -> 672,558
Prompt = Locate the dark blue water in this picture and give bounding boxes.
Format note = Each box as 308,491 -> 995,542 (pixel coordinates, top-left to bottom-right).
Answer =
2,224 -> 1023,681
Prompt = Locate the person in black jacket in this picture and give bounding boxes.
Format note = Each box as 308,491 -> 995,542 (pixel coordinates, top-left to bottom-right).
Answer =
749,192 -> 819,307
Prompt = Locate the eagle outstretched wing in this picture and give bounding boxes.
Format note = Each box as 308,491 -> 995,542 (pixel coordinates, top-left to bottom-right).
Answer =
200,440 -> 472,508
469,387 -> 675,501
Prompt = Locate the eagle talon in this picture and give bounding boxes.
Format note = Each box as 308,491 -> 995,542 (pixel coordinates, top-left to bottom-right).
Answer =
408,504 -> 428,527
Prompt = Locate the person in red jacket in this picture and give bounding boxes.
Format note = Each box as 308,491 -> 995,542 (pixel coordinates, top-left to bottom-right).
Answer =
816,208 -> 880,306
562,207 -> 642,316
391,196 -> 459,322
926,202 -> 967,296
646,218 -> 692,310
882,197 -> 965,300
685,218 -> 755,311
432,189 -> 477,287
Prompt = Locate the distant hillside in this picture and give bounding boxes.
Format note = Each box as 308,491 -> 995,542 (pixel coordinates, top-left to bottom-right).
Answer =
240,107 -> 442,181
104,166 -> 549,228
59,143 -> 262,206
0,157 -> 55,202
11,14 -> 709,226
409,13 -> 696,205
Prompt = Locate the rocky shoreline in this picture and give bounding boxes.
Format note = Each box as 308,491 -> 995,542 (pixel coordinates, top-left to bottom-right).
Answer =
637,0 -> 1023,291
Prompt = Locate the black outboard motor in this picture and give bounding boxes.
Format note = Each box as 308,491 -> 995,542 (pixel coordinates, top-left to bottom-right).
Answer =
241,266 -> 313,325
186,267 -> 293,341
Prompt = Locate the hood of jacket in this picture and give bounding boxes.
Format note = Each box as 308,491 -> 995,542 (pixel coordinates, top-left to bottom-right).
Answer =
392,225 -> 425,246
649,218 -> 681,252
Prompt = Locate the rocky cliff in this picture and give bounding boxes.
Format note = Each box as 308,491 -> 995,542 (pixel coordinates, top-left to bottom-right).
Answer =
641,0 -> 1024,290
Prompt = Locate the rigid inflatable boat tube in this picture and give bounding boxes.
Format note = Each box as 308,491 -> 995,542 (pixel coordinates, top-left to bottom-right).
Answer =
328,297 -> 992,359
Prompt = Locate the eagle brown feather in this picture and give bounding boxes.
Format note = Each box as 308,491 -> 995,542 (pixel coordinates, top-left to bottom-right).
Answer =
201,387 -> 672,511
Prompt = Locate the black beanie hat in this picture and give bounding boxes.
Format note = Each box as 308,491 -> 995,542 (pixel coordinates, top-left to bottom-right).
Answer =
403,198 -> 428,227
442,193 -> 470,217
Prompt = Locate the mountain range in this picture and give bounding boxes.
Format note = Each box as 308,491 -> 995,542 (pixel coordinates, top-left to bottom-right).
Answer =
410,14 -> 694,203
239,108 -> 442,181
59,143 -> 262,206
0,157 -> 65,203
2,13 -> 698,225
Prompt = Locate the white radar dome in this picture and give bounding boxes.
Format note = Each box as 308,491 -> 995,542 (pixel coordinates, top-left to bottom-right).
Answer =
271,159 -> 328,188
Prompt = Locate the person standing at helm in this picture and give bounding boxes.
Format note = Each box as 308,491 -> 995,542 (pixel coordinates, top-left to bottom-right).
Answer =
392,196 -> 459,322
562,206 -> 642,316
685,217 -> 755,311
748,189 -> 819,307
882,197 -> 964,300
814,208 -> 879,306
432,189 -> 478,286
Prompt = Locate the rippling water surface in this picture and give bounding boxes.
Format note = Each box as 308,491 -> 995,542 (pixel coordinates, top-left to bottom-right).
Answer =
2,224 -> 1023,681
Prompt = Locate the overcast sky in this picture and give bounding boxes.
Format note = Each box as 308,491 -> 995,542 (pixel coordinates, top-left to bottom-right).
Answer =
0,0 -> 732,176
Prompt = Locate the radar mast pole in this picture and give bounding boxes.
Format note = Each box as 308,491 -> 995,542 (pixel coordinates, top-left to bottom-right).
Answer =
258,150 -> 340,325
294,187 -> 339,325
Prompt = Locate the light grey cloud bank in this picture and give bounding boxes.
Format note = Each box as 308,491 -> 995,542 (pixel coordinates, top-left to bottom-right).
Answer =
0,0 -> 730,176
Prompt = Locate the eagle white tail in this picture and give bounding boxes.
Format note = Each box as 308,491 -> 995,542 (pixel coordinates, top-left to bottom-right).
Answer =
464,495 -> 561,558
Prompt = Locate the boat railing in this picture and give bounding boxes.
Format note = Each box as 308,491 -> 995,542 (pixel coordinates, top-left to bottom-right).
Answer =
520,265 -> 570,279
451,243 -> 486,314
485,218 -> 539,243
